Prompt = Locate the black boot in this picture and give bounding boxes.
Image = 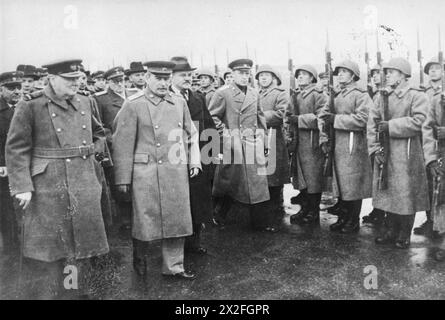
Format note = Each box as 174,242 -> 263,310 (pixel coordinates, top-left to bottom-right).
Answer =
340,200 -> 361,234
290,189 -> 308,206
290,207 -> 308,225
395,214 -> 415,249
327,199 -> 344,216
375,212 -> 398,245
329,202 -> 348,232
363,208 -> 385,225
301,193 -> 321,225
413,211 -> 436,237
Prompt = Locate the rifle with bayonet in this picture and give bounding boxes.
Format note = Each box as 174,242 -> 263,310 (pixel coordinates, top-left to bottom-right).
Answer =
376,29 -> 389,190
433,26 -> 445,206
417,28 -> 425,90
287,56 -> 307,189
365,34 -> 373,98
322,31 -> 335,178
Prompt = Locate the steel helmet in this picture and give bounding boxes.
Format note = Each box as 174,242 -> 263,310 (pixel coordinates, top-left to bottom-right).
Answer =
294,64 -> 318,83
333,60 -> 360,81
255,64 -> 282,85
424,56 -> 444,75
383,57 -> 411,77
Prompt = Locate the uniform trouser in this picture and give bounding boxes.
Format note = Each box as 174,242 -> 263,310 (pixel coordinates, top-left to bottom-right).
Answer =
133,237 -> 185,275
185,223 -> 202,250
214,195 -> 270,228
307,193 -> 322,212
104,166 -> 131,228
255,186 -> 283,227
343,199 -> 362,219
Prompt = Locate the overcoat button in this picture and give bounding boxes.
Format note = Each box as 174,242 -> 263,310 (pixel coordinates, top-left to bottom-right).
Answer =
81,111 -> 85,115
82,156 -> 87,160
51,113 -> 56,117
156,143 -> 161,147
57,128 -> 62,132
82,140 -> 87,145
82,125 -> 87,129
155,125 -> 159,129
66,159 -> 71,163
158,160 -> 162,164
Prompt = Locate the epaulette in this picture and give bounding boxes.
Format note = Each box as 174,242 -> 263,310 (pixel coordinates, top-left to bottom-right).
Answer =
128,91 -> 145,101
218,85 -> 230,91
273,86 -> 285,92
77,90 -> 91,97
23,90 -> 44,101
409,86 -> 425,92
94,90 -> 107,97
352,86 -> 368,93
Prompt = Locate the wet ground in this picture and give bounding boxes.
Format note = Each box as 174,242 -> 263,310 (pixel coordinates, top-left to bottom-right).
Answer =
1,183 -> 445,300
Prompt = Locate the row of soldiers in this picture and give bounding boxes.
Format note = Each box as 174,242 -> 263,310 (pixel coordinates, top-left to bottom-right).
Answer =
1,51 -> 445,299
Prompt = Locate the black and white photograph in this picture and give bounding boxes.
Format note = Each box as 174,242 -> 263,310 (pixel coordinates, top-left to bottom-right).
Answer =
1,0 -> 445,304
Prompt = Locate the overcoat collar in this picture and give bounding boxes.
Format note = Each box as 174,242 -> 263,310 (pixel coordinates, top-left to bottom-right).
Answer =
144,87 -> 174,106
44,85 -> 81,110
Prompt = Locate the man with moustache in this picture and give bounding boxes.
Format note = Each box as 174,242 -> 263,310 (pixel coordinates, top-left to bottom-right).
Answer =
0,71 -> 23,255
112,61 -> 201,279
6,59 -> 109,298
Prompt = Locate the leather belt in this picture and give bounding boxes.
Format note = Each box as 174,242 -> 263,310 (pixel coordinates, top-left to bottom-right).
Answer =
32,144 -> 95,159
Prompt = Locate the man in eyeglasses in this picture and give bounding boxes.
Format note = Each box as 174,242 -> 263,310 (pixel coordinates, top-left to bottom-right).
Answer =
0,71 -> 23,256
93,67 -> 139,235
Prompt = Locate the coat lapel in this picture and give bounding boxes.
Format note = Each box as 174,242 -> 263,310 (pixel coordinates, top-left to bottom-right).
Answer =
44,86 -> 69,110
230,84 -> 245,111
240,86 -> 256,112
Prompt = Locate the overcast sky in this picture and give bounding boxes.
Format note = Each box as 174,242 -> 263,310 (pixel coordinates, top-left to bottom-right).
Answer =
1,0 -> 444,80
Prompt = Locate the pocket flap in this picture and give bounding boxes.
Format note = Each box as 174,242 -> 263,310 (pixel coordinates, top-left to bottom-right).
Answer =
134,153 -> 149,164
31,161 -> 49,177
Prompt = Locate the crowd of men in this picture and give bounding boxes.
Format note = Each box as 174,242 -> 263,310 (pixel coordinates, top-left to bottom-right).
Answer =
0,51 -> 445,299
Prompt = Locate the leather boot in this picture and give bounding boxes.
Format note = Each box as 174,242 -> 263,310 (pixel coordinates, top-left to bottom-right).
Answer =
395,214 -> 415,249
329,204 -> 348,232
301,193 -> 321,225
340,200 -> 361,234
327,199 -> 344,216
375,212 -> 398,245
290,189 -> 308,206
290,206 -> 310,225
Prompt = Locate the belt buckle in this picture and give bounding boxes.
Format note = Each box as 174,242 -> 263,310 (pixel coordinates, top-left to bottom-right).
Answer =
78,145 -> 90,157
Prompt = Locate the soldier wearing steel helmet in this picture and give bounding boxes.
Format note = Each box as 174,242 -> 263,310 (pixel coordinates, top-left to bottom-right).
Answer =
368,57 -> 429,249
413,56 -> 445,238
197,69 -> 216,107
362,63 -> 386,227
319,60 -> 373,234
255,64 -> 290,231
286,65 -> 327,226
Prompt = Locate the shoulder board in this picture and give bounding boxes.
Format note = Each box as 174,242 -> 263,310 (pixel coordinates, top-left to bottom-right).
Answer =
313,86 -> 324,93
352,87 -> 368,93
94,90 -> 107,97
272,86 -> 285,92
128,91 -> 145,101
409,86 -> 424,92
218,85 -> 230,91
24,90 -> 44,101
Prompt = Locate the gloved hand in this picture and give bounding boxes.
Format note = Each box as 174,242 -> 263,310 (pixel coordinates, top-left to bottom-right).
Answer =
374,151 -> 385,166
288,115 -> 299,126
428,160 -> 445,177
377,121 -> 389,134
264,148 -> 269,157
113,184 -> 131,202
321,142 -> 331,155
435,126 -> 445,140
320,113 -> 335,125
